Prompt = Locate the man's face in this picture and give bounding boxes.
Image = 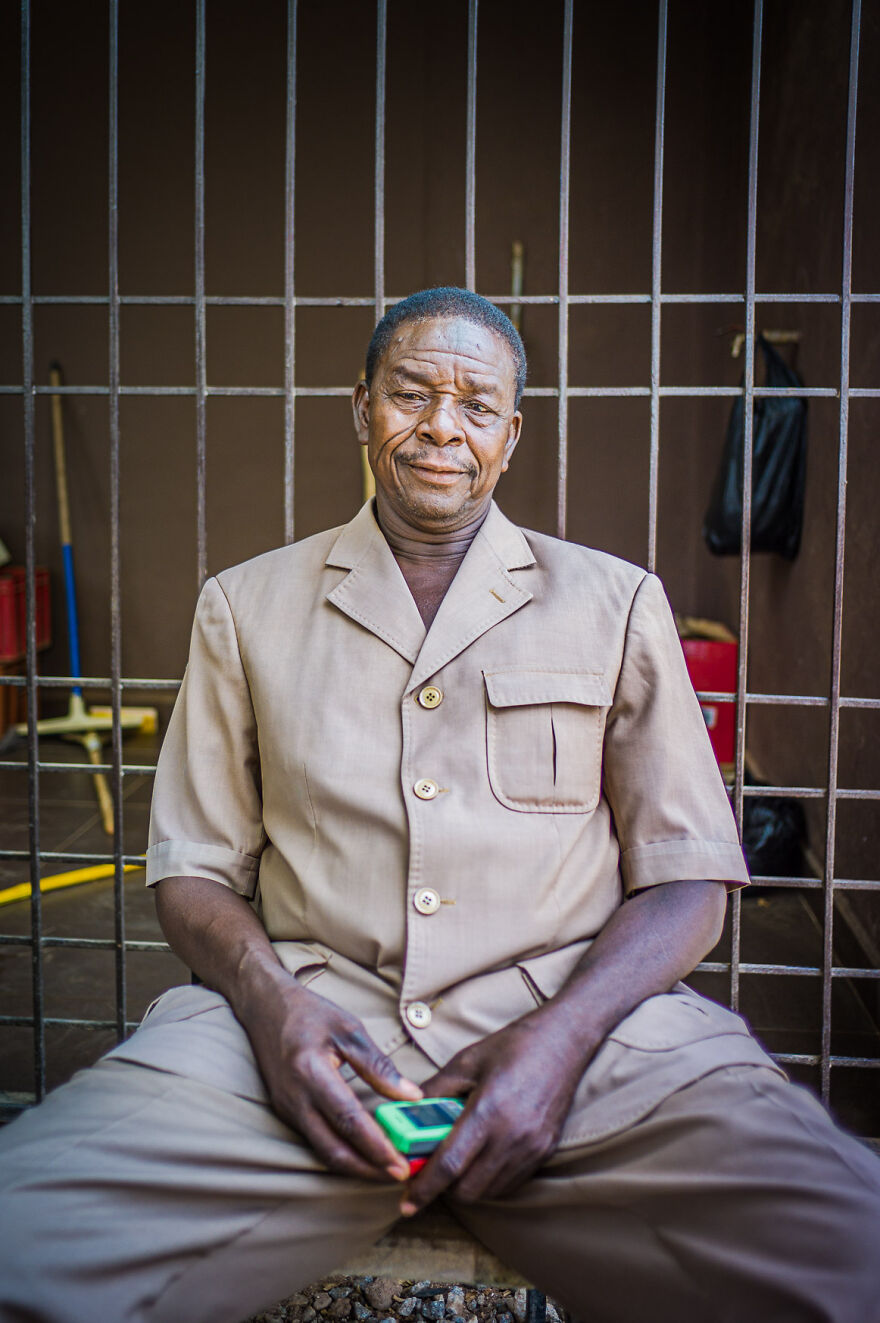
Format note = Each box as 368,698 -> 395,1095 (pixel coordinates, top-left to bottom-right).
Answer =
353,316 -> 522,533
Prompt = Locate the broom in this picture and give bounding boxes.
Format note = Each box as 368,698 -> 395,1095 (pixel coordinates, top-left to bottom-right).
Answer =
15,364 -> 157,835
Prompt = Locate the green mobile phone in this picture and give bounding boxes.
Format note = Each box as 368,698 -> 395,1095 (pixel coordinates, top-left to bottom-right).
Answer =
375,1097 -> 465,1156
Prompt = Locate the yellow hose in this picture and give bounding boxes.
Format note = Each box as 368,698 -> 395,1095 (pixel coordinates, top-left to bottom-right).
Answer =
0,863 -> 143,907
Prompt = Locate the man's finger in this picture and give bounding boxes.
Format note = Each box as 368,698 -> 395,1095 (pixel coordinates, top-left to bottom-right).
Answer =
417,1060 -> 475,1101
294,1102 -> 405,1183
306,1058 -> 412,1179
339,1031 -> 423,1102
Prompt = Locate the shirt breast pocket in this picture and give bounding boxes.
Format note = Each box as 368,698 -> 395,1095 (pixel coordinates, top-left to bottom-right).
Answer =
483,669 -> 611,813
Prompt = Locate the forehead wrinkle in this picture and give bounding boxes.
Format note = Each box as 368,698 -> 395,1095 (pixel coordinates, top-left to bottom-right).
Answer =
387,356 -> 507,392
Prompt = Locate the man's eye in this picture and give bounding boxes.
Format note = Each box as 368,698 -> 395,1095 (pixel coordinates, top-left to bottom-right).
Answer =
467,401 -> 491,414
397,392 -> 423,402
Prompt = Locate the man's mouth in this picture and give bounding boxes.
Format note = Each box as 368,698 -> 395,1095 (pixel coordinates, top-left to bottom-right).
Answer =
401,457 -> 474,482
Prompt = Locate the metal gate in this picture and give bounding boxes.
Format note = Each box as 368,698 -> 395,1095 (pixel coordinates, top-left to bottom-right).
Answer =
1,0 -> 878,1132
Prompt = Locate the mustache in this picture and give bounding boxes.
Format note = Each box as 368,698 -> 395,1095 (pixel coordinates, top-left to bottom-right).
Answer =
399,452 -> 478,477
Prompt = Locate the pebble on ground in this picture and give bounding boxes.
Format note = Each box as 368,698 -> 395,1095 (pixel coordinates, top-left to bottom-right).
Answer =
244,1278 -> 565,1323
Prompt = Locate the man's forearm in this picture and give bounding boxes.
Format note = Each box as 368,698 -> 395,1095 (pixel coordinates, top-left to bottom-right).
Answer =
155,874 -> 293,1023
539,878 -> 727,1064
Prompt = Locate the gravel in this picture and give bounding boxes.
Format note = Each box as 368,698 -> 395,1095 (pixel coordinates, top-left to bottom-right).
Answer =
243,1280 -> 565,1323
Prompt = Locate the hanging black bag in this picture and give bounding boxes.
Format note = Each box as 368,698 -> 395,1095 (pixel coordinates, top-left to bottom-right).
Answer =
702,335 -> 807,559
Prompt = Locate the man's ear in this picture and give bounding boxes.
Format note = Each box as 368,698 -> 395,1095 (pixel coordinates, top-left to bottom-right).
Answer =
500,411 -> 522,473
352,381 -> 370,443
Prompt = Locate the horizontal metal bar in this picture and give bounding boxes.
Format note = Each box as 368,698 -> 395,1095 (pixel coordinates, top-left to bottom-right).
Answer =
0,675 -> 179,690
5,291 -> 880,307
0,850 -> 146,865
770,1053 -> 880,1068
0,384 -> 854,401
745,876 -> 880,891
695,961 -> 880,978
739,785 -> 828,799
695,691 -> 880,709
0,760 -> 156,776
0,935 -> 167,952
0,1015 -> 144,1031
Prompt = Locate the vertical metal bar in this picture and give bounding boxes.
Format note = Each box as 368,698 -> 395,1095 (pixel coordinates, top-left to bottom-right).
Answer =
20,0 -> 46,1101
556,0 -> 573,540
195,0 -> 207,587
283,0 -> 297,544
647,0 -> 668,575
731,0 -> 764,1012
108,0 -> 126,1041
374,0 -> 387,326
465,0 -> 478,291
822,0 -> 860,1106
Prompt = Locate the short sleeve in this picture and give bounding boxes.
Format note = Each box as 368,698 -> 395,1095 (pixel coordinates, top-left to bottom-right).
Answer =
146,576 -> 265,896
602,573 -> 749,894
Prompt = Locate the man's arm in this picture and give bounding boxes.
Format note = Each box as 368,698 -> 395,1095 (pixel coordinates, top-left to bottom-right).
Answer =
155,875 -> 421,1182
400,877 -> 726,1214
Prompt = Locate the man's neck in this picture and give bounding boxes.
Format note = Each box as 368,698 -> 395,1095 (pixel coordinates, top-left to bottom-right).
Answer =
375,495 -> 490,628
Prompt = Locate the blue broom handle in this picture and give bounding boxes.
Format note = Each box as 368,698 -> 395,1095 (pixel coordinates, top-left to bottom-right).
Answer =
61,542 -> 82,694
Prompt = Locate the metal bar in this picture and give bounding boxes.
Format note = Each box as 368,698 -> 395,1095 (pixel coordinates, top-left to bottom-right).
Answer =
695,962 -> 880,979
195,0 -> 207,588
0,937 -> 169,952
0,851 -> 148,865
19,0 -> 45,1103
9,289 -> 880,307
0,1017 -> 154,1032
0,761 -> 156,775
374,0 -> 387,325
647,0 -> 667,573
283,0 -> 297,544
821,0 -> 861,1107
465,0 -> 477,290
108,0 -> 126,1045
0,674 -> 180,689
556,0 -> 573,540
730,0 -> 764,1014
0,937 -> 168,952
4,382 -> 842,400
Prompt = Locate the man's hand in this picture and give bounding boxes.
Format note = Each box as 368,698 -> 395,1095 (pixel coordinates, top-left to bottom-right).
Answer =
155,875 -> 421,1183
240,977 -> 422,1182
400,878 -> 727,1215
401,1007 -> 586,1213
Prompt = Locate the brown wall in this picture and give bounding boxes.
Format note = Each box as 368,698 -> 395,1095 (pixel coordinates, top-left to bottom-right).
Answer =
1,2 -> 877,887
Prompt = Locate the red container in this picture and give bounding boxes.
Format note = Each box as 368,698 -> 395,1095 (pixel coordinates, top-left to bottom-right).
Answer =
0,567 -> 51,663
681,638 -> 738,765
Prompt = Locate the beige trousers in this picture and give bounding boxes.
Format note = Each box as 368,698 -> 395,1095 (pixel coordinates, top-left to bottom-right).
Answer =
0,1009 -> 878,1323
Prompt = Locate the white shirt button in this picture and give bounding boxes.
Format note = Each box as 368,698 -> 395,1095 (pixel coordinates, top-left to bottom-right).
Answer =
413,887 -> 441,916
405,1001 -> 432,1029
413,778 -> 439,800
417,686 -> 443,709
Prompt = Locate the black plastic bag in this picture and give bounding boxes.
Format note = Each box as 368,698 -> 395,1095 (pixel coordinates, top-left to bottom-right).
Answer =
742,771 -> 807,882
703,336 -> 807,559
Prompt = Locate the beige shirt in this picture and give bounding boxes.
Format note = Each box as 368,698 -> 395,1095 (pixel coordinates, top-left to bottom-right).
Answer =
146,500 -> 752,1085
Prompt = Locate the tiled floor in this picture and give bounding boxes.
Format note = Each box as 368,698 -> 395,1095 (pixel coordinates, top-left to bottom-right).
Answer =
0,723 -> 877,1135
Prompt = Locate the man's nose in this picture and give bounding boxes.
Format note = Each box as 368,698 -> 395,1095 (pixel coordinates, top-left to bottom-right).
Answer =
416,400 -> 464,446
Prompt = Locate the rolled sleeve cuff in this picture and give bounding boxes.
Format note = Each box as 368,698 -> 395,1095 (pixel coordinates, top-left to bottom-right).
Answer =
621,838 -> 750,894
145,840 -> 260,897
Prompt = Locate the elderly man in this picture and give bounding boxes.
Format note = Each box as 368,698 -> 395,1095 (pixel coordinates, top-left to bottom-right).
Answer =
0,287 -> 878,1323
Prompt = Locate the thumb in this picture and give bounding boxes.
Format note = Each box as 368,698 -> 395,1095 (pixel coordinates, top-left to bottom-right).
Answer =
418,1057 -> 476,1102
